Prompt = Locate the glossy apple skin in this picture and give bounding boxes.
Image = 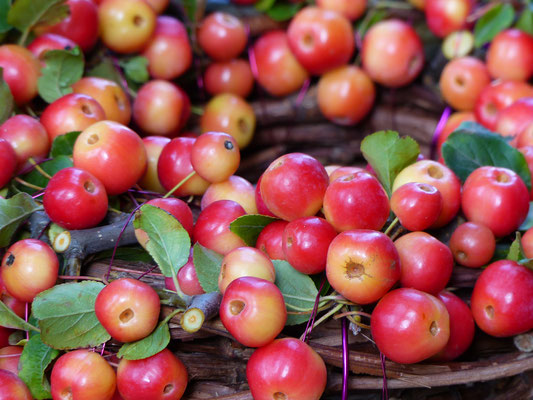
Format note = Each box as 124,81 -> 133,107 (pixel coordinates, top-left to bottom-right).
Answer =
191,132 -> 240,184
392,160 -> 461,228
449,222 -> 495,268
0,45 -> 40,106
27,33 -> 77,60
252,30 -> 309,97
425,0 -> 474,38
117,349 -> 188,400
98,0 -> 156,54
0,115 -> 50,170
1,294 -> 26,319
51,350 -> 116,400
246,338 -> 327,400
36,0 -> 99,51
316,0 -> 366,20
471,260 -> 533,337
0,139 -> 16,188
328,166 -> 365,182
218,247 -> 275,293
486,29 -> 533,82
474,80 -> 533,130
394,231 -> 453,295
201,175 -> 257,215
0,346 -> 23,375
495,97 -> 533,142
204,59 -> 254,98
283,217 -> 337,275
43,167 -> 108,230
193,200 -> 247,255
197,12 -> 247,62
133,80 -> 190,137
439,56 -> 490,111
287,6 -> 354,75
142,16 -> 192,80
220,277 -> 286,347
135,198 -> 194,246
317,65 -> 375,125
138,136 -> 170,193
254,174 -> 276,217
95,278 -> 160,343
323,171 -> 389,232
520,145 -> 533,200
362,19 -> 424,88
260,153 -> 329,221
390,182 -> 442,231
522,226 -> 533,259
461,166 -> 529,237
72,77 -> 131,125
0,370 -> 32,400
518,124 -> 533,148
73,120 -> 147,195
371,288 -> 450,364
432,291 -> 475,361
1,239 -> 58,303
200,93 -> 256,149
40,93 -> 106,142
165,250 -> 204,296
326,229 -> 400,304
256,220 -> 288,261
157,137 -> 210,197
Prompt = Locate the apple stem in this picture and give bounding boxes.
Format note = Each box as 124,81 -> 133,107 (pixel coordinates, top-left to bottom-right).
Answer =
105,205 -> 142,281
301,303 -> 344,342
342,317 -> 349,400
28,158 -> 52,180
13,177 -> 44,191
162,171 -> 196,199
302,276 -> 328,343
383,217 -> 400,237
181,292 -> 222,333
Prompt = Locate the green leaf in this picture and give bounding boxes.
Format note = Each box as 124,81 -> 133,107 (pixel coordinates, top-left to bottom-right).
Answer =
442,122 -> 532,191
0,298 -> 39,332
87,57 -> 123,87
356,9 -> 387,38
193,243 -> 222,293
133,205 -> 190,278
474,3 -> 515,48
183,0 -> 196,22
519,202 -> 533,231
273,260 -> 318,325
117,313 -> 176,360
255,0 -> 276,12
32,281 -> 111,350
15,155 -> 73,195
229,214 -> 277,247
516,1 -> 533,35
119,56 -> 149,84
266,3 -> 303,21
38,47 -> 84,104
8,0 -> 68,43
0,68 -> 14,124
49,131 -> 81,158
361,130 -> 420,197
507,232 -> 526,262
19,334 -> 59,399
0,0 -> 12,33
0,193 -> 42,248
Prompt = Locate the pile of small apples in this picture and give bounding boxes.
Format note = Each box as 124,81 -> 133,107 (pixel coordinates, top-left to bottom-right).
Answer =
1,0 -> 533,399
